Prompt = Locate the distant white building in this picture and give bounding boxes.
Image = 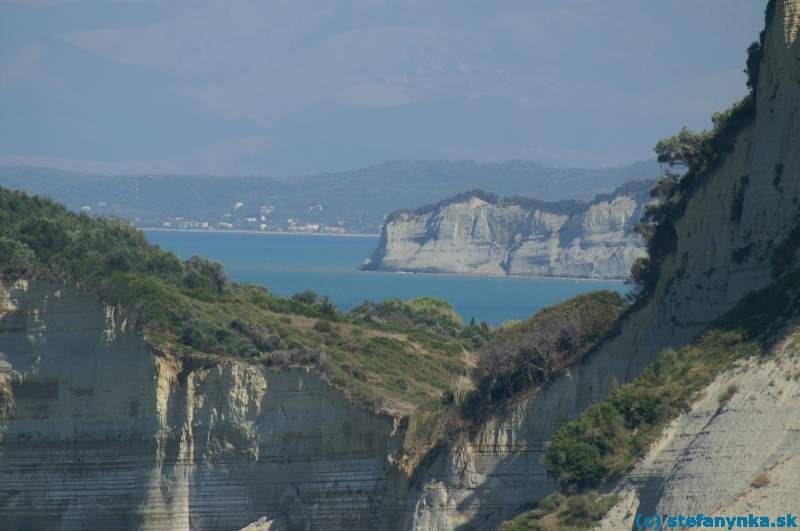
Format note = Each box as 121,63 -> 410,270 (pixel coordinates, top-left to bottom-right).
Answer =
178,221 -> 210,230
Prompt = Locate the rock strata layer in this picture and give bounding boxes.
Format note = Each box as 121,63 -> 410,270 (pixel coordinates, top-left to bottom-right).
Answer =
0,280 -> 407,531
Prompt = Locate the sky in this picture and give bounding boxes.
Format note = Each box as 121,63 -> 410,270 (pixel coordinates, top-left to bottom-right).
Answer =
0,0 -> 767,176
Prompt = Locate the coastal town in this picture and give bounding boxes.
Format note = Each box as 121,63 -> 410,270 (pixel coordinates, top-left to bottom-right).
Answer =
141,204 -> 351,234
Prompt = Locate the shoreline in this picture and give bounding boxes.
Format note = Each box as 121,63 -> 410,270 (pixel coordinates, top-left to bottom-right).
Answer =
363,267 -> 628,283
142,228 -> 380,238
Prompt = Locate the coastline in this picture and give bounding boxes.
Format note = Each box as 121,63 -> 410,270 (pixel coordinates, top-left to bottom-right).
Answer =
142,228 -> 380,238
361,268 -> 628,283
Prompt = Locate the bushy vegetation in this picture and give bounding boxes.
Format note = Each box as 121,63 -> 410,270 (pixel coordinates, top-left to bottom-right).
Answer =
348,296 -> 494,346
349,297 -> 462,334
544,271 -> 800,489
499,491 -> 619,531
629,94 -> 756,299
748,0 -> 778,93
387,188 -> 586,222
0,189 -> 183,286
463,291 -> 627,420
0,187 -> 352,360
544,330 -> 757,488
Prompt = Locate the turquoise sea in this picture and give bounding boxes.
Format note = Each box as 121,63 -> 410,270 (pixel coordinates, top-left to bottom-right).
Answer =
145,231 -> 629,325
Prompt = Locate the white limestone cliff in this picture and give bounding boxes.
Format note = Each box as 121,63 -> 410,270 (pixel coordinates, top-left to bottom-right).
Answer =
596,329 -> 800,529
0,280 -> 407,531
362,183 -> 650,279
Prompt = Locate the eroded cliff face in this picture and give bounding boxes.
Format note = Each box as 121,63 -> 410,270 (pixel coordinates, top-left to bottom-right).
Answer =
0,280 -> 408,531
363,184 -> 649,279
403,1 -> 800,528
597,328 -> 800,530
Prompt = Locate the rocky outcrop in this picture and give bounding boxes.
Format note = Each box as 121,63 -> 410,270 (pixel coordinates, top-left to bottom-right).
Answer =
362,182 -> 651,279
0,280 -> 408,531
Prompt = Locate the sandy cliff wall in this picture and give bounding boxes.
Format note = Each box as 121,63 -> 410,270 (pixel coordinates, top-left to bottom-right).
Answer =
597,327 -> 800,530
363,184 -> 649,279
0,280 -> 407,531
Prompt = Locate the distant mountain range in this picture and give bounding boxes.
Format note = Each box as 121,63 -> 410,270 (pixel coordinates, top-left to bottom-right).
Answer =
0,160 -> 659,233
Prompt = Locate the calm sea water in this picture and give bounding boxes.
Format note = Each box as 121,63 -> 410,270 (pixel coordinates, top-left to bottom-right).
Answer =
145,231 -> 629,325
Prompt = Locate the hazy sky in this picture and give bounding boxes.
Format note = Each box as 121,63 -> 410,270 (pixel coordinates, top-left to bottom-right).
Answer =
0,0 -> 767,175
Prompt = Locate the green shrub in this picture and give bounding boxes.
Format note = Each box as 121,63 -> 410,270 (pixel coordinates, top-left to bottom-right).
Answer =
284,291 -> 342,320
630,93 -> 757,301
499,491 -> 619,531
181,318 -> 224,352
184,255 -> 228,295
292,290 -> 318,305
745,41 -> 762,92
349,296 -> 464,336
231,319 -> 281,351
0,237 -> 35,280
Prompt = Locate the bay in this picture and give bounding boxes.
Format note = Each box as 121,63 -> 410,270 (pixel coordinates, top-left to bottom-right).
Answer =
145,230 -> 629,325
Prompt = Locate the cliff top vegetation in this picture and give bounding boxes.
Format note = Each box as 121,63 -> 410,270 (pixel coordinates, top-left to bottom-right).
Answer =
384,180 -> 653,223
627,1 -> 776,301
